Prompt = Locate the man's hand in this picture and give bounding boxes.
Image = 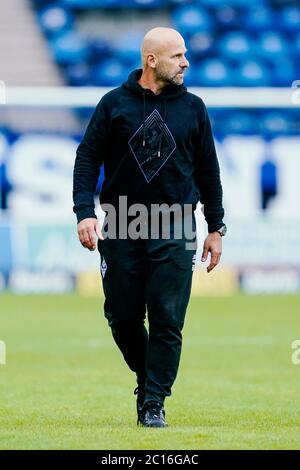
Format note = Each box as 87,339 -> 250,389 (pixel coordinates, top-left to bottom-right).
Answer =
77,218 -> 104,251
201,232 -> 222,273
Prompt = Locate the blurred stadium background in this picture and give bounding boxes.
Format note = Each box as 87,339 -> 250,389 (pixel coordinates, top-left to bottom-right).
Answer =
0,0 -> 300,295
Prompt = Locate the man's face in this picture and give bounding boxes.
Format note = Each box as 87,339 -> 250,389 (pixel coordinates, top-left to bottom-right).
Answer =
154,41 -> 189,86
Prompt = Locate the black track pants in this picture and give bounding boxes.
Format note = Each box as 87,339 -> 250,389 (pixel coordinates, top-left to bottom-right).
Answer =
97,228 -> 197,405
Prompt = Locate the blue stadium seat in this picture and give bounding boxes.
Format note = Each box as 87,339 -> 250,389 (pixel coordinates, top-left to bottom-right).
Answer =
271,57 -> 296,87
92,58 -> 127,86
259,111 -> 290,136
187,31 -> 214,58
195,58 -> 233,86
38,4 -> 74,37
281,6 -> 300,32
50,31 -> 89,65
220,111 -> 260,135
235,60 -> 271,86
172,5 -> 213,37
242,5 -> 275,31
88,37 -> 111,63
65,62 -> 92,86
213,5 -> 240,31
218,32 -> 254,61
257,31 -> 290,60
113,33 -> 143,66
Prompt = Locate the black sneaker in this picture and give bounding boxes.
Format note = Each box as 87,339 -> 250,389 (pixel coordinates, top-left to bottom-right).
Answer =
134,387 -> 145,424
138,401 -> 168,428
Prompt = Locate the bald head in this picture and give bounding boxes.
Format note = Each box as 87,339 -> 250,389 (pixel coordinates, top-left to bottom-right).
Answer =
141,28 -> 185,69
141,28 -> 185,67
140,27 -> 189,87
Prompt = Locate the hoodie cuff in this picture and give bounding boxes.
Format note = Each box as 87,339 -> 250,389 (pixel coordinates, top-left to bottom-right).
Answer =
76,208 -> 97,224
208,222 -> 224,234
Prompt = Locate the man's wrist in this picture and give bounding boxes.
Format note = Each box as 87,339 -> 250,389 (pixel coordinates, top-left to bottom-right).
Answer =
76,211 -> 97,224
208,223 -> 227,237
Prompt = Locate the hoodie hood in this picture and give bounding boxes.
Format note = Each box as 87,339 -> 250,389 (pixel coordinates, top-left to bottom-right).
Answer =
123,68 -> 187,100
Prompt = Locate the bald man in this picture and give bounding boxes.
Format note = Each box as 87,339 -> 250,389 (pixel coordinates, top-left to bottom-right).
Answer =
73,27 -> 226,428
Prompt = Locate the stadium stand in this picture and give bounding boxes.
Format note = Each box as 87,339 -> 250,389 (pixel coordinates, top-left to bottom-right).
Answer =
30,0 -> 300,88
0,0 -> 77,131
27,0 -> 300,135
0,0 -> 62,87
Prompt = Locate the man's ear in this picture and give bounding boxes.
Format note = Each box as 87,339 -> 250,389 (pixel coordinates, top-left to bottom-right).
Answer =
147,53 -> 157,69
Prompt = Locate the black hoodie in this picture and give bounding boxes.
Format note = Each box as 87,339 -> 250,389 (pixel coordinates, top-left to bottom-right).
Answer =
73,69 -> 224,232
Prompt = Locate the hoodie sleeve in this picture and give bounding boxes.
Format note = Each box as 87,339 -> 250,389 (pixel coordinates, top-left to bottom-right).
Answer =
194,101 -> 225,233
72,98 -> 110,223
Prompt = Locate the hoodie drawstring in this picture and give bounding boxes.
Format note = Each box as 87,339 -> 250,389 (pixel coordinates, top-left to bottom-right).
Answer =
142,93 -> 146,147
157,100 -> 167,158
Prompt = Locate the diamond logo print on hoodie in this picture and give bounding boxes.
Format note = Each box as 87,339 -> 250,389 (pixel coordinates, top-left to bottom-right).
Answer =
128,109 -> 176,183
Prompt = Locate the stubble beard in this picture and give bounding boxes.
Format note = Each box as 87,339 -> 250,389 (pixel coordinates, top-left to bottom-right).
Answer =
155,67 -> 184,86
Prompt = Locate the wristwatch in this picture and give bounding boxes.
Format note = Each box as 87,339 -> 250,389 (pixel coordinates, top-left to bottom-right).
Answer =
216,224 -> 227,237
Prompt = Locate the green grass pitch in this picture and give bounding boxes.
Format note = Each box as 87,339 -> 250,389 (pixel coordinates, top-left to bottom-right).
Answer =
0,293 -> 300,449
